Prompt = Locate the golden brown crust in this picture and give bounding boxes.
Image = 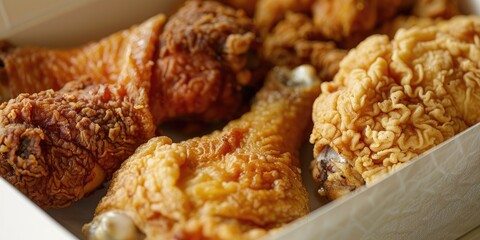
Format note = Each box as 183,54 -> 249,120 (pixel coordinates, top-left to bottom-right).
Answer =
216,0 -> 259,16
0,25 -> 135,98
413,0 -> 459,18
150,1 -> 258,124
259,0 -> 461,83
310,16 -> 480,199
0,1 -> 264,208
262,12 -> 347,81
255,0 -> 458,41
0,83 -> 155,208
0,14 -> 165,208
91,66 -> 320,239
0,1 -> 260,125
254,0 -> 313,36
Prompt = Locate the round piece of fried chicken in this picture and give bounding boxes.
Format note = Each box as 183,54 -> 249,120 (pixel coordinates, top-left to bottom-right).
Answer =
310,16 -> 480,200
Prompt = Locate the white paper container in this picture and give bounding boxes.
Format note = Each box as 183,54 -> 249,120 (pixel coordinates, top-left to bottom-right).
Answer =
0,0 -> 479,239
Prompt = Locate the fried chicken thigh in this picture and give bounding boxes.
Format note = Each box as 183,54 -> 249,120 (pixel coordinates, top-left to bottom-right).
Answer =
0,14 -> 164,208
0,1 -> 259,124
0,1 -> 259,208
83,65 -> 320,240
310,16 -> 480,200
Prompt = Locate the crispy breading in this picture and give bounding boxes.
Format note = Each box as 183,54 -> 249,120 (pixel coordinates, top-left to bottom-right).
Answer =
216,0 -> 258,15
0,22 -> 136,99
254,0 -> 313,36
262,12 -> 347,81
85,66 -> 320,239
260,0 -> 461,82
0,1 -> 260,124
376,15 -> 439,39
310,16 -> 480,199
0,14 -> 164,208
150,0 -> 258,123
0,1 -> 263,208
413,0 -> 459,18
254,0 -> 457,40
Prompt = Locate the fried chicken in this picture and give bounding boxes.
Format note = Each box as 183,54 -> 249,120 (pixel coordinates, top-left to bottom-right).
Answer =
254,0 -> 313,36
0,1 -> 261,208
216,0 -> 258,16
0,1 -> 259,124
151,0 -> 259,124
83,65 -> 320,240
0,22 -> 138,101
0,14 -> 165,208
255,0 -> 458,39
262,12 -> 347,82
376,15 -> 440,39
260,0 -> 460,82
310,16 -> 480,200
413,0 -> 459,18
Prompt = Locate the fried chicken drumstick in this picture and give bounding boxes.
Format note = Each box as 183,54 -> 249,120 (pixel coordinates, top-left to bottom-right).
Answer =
83,65 -> 320,240
310,16 -> 480,200
0,0 -> 258,124
0,14 -> 164,208
0,1 -> 259,208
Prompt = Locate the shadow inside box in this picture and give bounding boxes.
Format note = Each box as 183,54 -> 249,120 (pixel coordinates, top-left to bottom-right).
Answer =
47,186 -> 108,238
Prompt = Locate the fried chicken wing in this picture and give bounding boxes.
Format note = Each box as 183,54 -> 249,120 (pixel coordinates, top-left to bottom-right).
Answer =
0,14 -> 165,208
83,65 -> 320,240
0,1 -> 259,124
310,16 -> 480,200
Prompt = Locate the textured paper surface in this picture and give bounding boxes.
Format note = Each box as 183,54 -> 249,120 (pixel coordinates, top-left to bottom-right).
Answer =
0,0 -> 480,239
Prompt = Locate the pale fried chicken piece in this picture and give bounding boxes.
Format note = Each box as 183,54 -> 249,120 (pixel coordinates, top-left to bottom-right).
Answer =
150,0 -> 259,124
83,65 -> 321,240
262,12 -> 347,81
310,16 -> 480,200
0,14 -> 165,208
0,1 -> 259,124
